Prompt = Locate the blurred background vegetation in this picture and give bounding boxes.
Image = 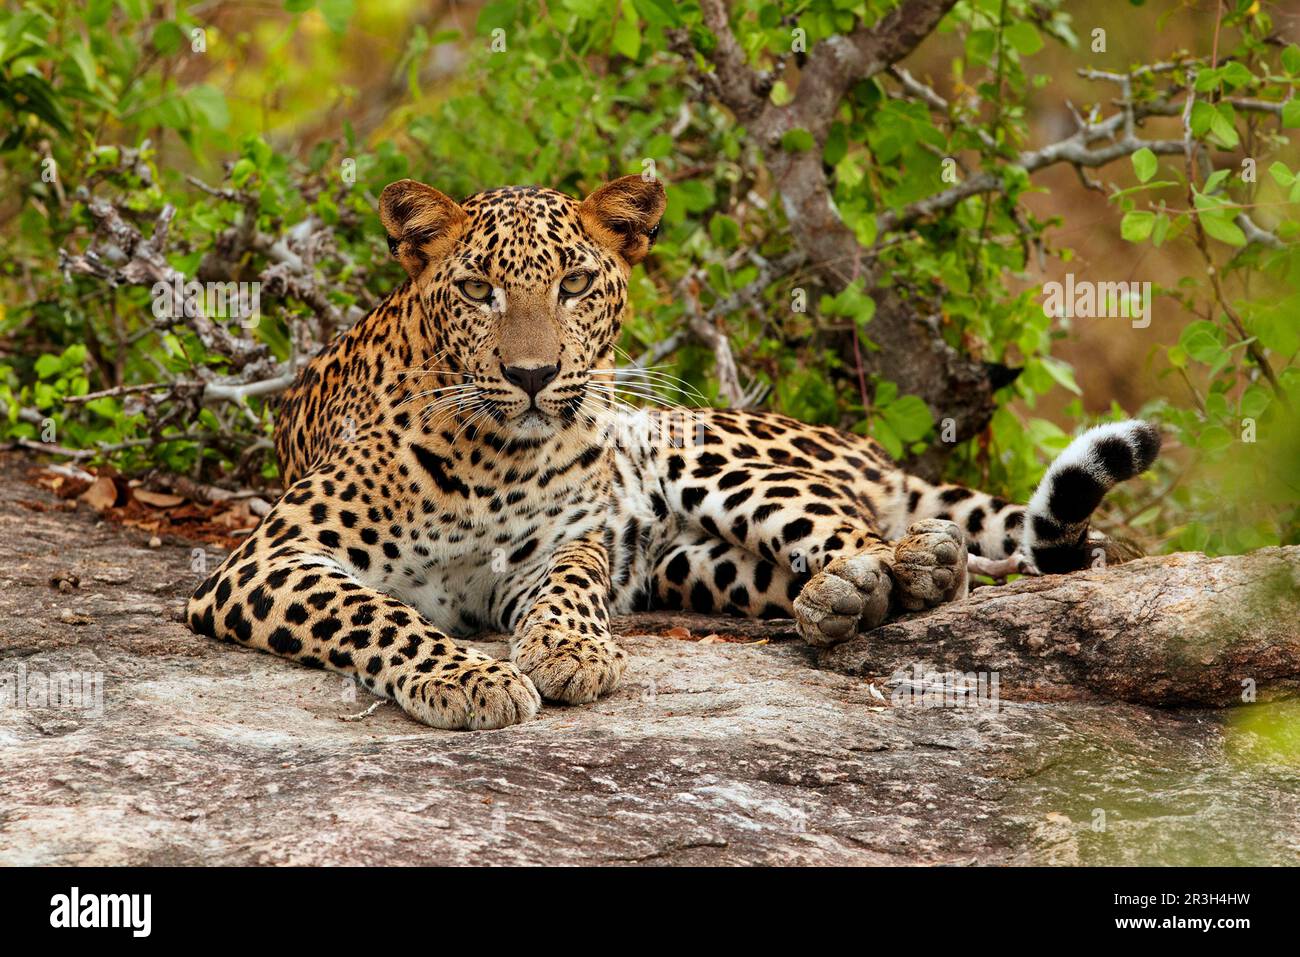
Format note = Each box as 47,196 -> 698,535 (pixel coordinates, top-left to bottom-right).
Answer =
1,0 -> 1297,557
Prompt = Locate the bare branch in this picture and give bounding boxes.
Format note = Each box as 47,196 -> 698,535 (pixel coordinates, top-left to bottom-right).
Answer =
877,117 -> 1187,234
59,200 -> 271,369
674,250 -> 804,408
1235,212 -> 1283,248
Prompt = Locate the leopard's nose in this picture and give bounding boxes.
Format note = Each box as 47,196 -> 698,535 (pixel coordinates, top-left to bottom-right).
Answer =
501,363 -> 559,398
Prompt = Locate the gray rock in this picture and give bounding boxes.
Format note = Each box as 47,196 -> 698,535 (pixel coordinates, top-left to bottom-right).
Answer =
1,456 -> 1297,865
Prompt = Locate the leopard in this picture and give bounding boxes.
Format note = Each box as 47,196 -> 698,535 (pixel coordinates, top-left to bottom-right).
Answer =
186,174 -> 1161,730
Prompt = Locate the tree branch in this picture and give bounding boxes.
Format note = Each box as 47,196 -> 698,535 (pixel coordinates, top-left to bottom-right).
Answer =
781,0 -> 960,139
696,0 -> 765,121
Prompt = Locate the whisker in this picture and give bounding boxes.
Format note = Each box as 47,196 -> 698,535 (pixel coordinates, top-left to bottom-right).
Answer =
395,383 -> 479,412
613,367 -> 711,399
586,383 -> 690,407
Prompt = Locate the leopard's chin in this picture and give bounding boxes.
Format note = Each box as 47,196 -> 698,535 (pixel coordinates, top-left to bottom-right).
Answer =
507,408 -> 561,438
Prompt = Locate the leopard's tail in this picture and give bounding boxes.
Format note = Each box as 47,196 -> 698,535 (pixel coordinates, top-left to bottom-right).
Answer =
1020,419 -> 1161,573
893,419 -> 1161,575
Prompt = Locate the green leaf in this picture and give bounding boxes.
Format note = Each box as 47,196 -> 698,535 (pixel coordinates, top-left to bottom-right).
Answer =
5,75 -> 69,134
1208,103 -> 1239,148
1202,168 -> 1231,192
1190,101 -> 1214,138
1131,147 -> 1157,183
318,0 -> 355,34
1039,356 -> 1082,395
1151,213 -> 1171,247
708,213 -> 739,248
1268,161 -> 1295,187
1194,67 -> 1222,93
1004,22 -> 1043,56
230,157 -> 257,187
69,38 -> 101,93
1120,209 -> 1156,242
152,21 -> 185,56
1240,385 -> 1271,419
612,0 -> 641,59
881,394 -> 933,443
819,280 -> 874,320
1199,424 -> 1233,453
1283,99 -> 1300,129
780,128 -> 815,152
673,179 -> 715,212
187,84 -> 229,130
871,418 -> 903,459
1219,61 -> 1253,90
1179,323 -> 1226,364
966,29 -> 996,66
1199,211 -> 1246,247
34,355 -> 62,379
632,0 -> 680,28
823,123 -> 847,166
1283,45 -> 1300,75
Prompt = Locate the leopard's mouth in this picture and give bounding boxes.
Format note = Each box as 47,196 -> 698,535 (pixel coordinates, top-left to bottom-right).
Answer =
503,406 -> 565,438
516,409 -> 550,427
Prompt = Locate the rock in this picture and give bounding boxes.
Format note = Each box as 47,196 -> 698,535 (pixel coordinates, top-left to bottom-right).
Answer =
820,548 -> 1300,707
0,452 -> 1297,865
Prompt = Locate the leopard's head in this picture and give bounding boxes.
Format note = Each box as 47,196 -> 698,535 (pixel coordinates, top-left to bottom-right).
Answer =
380,176 -> 665,439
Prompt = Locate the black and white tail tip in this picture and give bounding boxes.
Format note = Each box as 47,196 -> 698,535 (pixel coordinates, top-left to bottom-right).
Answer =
1022,420 -> 1161,574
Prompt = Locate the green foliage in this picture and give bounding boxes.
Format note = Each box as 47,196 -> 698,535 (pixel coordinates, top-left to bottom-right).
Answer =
0,0 -> 1297,555
1104,10 -> 1300,554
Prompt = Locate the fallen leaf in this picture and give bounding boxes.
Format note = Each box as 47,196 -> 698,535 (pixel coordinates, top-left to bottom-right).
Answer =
134,489 -> 185,508
664,626 -> 691,640
80,476 -> 119,511
214,500 -> 255,529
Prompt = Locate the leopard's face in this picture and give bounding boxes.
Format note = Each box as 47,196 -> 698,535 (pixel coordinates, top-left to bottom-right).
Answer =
380,177 -> 665,440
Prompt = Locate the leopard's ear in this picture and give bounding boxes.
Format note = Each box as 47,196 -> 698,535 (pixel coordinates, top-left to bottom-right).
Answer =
578,174 -> 666,266
379,179 -> 468,277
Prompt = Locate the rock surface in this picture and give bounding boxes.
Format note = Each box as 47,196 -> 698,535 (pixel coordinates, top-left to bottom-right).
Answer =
822,546 -> 1300,706
1,454 -> 1298,865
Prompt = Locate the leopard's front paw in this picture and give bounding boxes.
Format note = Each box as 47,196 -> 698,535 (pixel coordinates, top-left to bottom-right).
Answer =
793,551 -> 893,647
401,656 -> 541,731
512,624 -> 627,704
891,519 -> 968,611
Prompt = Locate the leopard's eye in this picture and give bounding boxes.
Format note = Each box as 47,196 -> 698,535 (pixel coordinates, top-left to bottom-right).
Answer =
559,272 -> 593,297
457,279 -> 493,303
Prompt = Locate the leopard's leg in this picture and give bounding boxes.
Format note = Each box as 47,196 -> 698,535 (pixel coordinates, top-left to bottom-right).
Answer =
648,533 -> 803,618
887,518 -> 969,611
643,528 -> 945,644
661,456 -> 970,644
187,522 -> 539,730
510,532 -> 626,704
782,517 -> 972,641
